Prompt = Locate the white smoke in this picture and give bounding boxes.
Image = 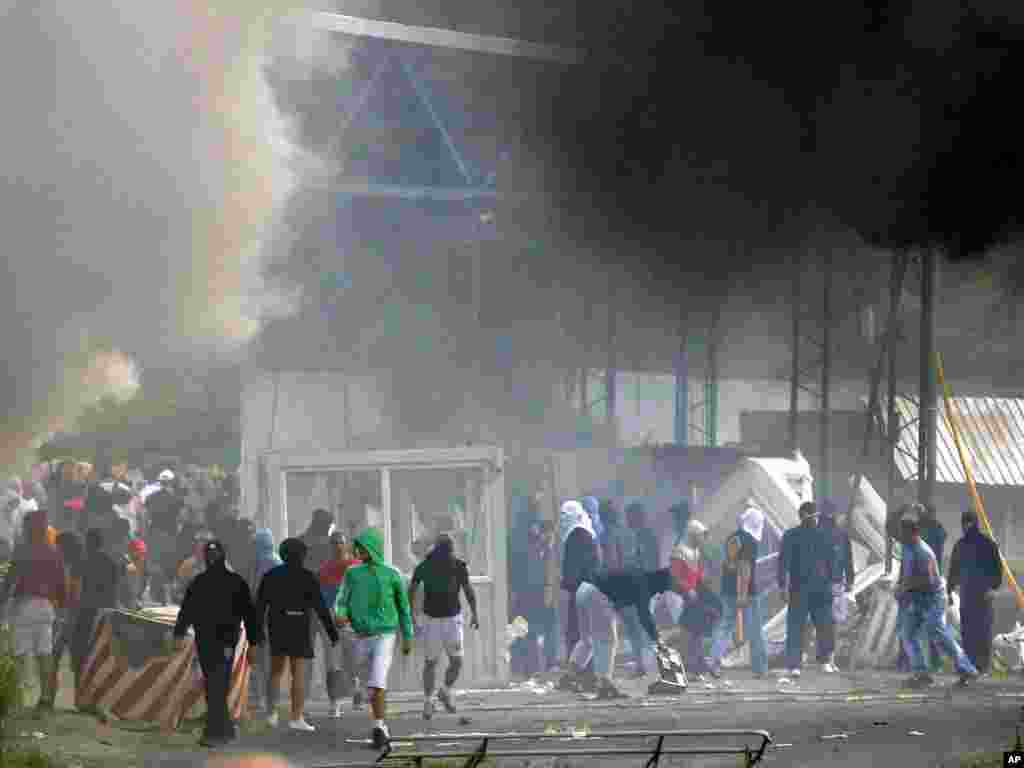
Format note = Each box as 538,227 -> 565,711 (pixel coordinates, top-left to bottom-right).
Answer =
0,1 -> 345,473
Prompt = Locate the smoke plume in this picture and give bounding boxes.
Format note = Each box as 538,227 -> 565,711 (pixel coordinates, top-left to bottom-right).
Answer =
0,1 -> 336,474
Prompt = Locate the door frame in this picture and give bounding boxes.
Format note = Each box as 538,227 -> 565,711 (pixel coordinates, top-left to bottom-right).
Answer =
262,444 -> 508,683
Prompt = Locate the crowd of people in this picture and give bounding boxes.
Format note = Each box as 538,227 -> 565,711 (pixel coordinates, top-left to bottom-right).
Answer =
1,459 -> 1009,750
1,466 -> 483,752
509,492 -> 1004,698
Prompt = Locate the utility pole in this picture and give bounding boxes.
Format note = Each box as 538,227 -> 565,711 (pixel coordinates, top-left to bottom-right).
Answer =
674,307 -> 689,446
789,254 -> 801,454
820,251 -> 833,500
918,250 -> 938,509
606,277 -> 618,433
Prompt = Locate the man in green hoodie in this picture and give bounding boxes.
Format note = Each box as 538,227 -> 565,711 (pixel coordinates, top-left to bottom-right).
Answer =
335,527 -> 413,750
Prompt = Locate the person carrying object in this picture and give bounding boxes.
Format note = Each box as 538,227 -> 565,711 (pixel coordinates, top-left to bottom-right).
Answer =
709,503 -> 769,679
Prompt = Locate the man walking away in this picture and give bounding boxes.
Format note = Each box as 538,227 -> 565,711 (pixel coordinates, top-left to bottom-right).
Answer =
948,508 -> 1002,675
301,508 -> 336,699
319,531 -> 361,717
819,501 -> 854,670
409,534 -> 479,720
709,504 -> 769,679
896,506 -> 978,688
335,527 -> 414,750
560,501 -> 601,664
256,538 -> 339,732
0,508 -> 66,713
173,540 -> 261,748
144,470 -> 183,604
917,503 -> 948,673
50,531 -> 84,706
246,528 -> 281,716
70,528 -> 123,695
778,502 -> 834,678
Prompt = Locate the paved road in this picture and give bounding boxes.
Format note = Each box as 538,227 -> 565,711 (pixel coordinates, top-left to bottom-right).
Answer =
141,671 -> 1024,768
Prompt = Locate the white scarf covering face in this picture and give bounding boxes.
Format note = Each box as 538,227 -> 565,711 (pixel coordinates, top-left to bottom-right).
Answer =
559,500 -> 595,544
739,505 -> 765,543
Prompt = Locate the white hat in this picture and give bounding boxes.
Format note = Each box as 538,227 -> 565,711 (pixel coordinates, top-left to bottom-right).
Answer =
671,542 -> 700,566
686,519 -> 708,537
158,469 -> 175,482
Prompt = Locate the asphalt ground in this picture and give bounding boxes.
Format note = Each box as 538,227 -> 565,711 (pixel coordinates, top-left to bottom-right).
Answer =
140,669 -> 1024,768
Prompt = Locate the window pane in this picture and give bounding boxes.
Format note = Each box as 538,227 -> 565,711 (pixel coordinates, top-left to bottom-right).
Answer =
284,470 -> 384,539
389,467 -> 489,578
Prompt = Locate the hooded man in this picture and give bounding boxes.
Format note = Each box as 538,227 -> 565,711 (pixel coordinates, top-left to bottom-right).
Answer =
256,537 -> 339,732
947,508 -> 1002,674
778,501 -> 834,677
246,528 -> 282,716
603,499 -> 640,572
335,527 -> 414,750
559,500 -> 601,662
0,507 -> 65,712
896,505 -> 978,688
409,533 -> 479,720
709,503 -> 769,679
173,540 -> 261,748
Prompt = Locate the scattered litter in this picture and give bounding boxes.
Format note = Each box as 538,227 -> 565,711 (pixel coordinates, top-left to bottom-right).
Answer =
821,734 -> 848,740
544,725 -> 560,736
721,680 -> 734,688
908,730 -> 925,737
776,677 -> 793,685
459,717 -> 473,726
31,732 -> 46,740
437,743 -> 461,747
873,721 -> 889,727
773,743 -> 793,748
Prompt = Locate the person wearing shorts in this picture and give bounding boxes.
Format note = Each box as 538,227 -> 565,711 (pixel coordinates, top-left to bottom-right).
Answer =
335,527 -> 413,751
255,537 -> 338,732
408,534 -> 479,720
0,508 -> 66,713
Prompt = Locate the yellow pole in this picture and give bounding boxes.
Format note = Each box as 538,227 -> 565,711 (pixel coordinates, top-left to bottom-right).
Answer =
935,352 -> 1024,609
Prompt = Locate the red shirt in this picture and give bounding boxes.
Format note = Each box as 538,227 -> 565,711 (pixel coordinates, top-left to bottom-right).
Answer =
11,544 -> 66,606
671,558 -> 704,593
319,559 -> 360,588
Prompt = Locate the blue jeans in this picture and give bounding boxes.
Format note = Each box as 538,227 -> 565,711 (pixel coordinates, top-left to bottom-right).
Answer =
901,592 -> 977,676
784,590 -> 834,670
710,593 -> 767,674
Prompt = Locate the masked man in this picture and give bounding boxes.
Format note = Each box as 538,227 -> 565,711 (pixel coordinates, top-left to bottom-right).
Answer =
947,508 -> 1002,675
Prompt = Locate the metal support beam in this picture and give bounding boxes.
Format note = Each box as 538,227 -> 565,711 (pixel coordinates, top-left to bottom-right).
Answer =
819,251 -> 833,499
918,250 -> 938,509
674,317 -> 689,446
788,254 -> 801,454
607,279 -> 618,432
311,11 -> 583,64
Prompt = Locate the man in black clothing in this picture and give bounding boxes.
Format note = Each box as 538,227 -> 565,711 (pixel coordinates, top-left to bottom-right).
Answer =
301,508 -> 336,697
819,501 -> 855,670
145,470 -> 184,604
565,566 -> 678,698
779,501 -> 835,677
408,534 -> 479,719
173,540 -> 262,748
70,528 -> 124,691
948,509 -> 1002,674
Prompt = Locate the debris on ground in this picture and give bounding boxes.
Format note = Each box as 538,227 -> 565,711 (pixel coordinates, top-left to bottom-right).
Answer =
908,730 -> 925,736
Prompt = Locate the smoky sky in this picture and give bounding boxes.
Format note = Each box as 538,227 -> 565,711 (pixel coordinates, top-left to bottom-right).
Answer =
536,0 -> 1024,275
0,1 -> 331,472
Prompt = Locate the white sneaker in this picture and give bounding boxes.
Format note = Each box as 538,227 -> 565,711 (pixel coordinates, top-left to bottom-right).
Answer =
267,712 -> 279,728
788,668 -> 802,678
330,701 -> 343,719
288,718 -> 316,732
822,662 -> 839,674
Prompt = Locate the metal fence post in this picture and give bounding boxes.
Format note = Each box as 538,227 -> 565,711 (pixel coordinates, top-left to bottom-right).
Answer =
644,734 -> 665,768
